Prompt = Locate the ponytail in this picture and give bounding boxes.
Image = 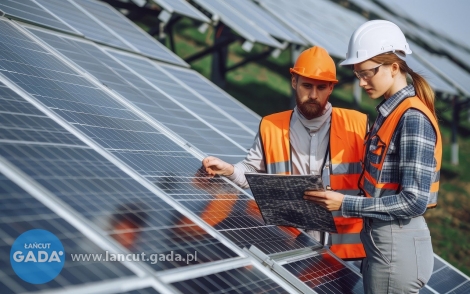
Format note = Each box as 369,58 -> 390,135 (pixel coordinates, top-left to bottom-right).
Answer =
370,53 -> 437,119
404,65 -> 436,119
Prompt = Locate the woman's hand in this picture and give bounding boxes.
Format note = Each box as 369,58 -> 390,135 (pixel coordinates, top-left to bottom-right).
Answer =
303,190 -> 345,211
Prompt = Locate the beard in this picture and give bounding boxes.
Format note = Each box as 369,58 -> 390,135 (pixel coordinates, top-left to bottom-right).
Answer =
296,93 -> 324,120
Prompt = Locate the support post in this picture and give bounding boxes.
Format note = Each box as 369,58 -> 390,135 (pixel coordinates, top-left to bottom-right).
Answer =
451,96 -> 460,165
353,79 -> 362,109
290,44 -> 304,109
210,23 -> 231,89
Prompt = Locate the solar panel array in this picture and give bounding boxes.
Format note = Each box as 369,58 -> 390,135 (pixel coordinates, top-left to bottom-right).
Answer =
347,0 -> 469,96
0,0 -> 468,293
151,0 -> 211,23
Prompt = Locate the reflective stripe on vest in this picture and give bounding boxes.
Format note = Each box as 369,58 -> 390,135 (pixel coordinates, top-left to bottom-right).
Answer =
259,108 -> 367,260
359,96 -> 442,209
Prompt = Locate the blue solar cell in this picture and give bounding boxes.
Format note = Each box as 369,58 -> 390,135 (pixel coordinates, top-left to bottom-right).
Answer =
0,20 -> 238,272
172,266 -> 286,293
223,0 -> 306,45
428,266 -> 468,293
0,0 -> 77,35
27,28 -> 246,162
72,0 -> 188,66
283,252 -> 364,294
0,173 -> 135,294
109,51 -> 256,152
36,0 -> 133,50
0,19 -> 319,259
191,0 -> 282,48
449,280 -> 470,294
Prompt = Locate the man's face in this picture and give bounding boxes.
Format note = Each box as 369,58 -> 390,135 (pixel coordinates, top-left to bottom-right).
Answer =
292,75 -> 334,119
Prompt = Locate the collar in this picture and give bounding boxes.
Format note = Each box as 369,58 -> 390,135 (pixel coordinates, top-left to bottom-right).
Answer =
294,102 -> 332,133
377,84 -> 416,117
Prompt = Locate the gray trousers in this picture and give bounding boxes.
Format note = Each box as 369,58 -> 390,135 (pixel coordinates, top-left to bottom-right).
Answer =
361,216 -> 434,294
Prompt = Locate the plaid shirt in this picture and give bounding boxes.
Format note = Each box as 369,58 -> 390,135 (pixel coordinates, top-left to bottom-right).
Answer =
342,85 -> 437,221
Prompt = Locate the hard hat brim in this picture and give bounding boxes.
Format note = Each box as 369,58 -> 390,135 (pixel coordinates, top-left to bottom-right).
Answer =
290,68 -> 339,84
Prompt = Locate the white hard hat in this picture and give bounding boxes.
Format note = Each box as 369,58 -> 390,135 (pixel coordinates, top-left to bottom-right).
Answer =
340,20 -> 412,66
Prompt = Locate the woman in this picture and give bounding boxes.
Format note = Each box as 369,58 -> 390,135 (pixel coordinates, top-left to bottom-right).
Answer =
304,20 -> 442,293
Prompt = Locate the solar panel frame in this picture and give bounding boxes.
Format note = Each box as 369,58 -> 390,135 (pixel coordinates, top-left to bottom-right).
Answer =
0,17 -> 248,263
280,250 -> 364,294
406,55 -> 458,95
8,18 -> 324,258
3,19 -> 326,267
191,0 -> 283,48
411,41 -> 470,96
170,264 -> 288,293
0,85 -> 239,274
424,255 -> 470,294
257,0 -> 368,58
0,169 -> 144,294
71,0 -> 189,67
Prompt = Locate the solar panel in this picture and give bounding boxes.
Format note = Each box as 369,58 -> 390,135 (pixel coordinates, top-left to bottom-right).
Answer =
0,0 -> 79,35
411,42 -> 470,96
257,0 -> 368,58
222,0 -> 306,45
35,0 -> 134,51
0,19 -> 239,272
26,26 -> 247,163
160,64 -> 261,135
72,0 -> 188,67
425,255 -> 470,293
281,250 -> 364,294
191,0 -> 283,48
151,0 -> 211,23
406,55 -> 458,95
171,265 -> 287,293
106,50 -> 257,152
118,289 -> 162,294
1,18 -> 320,263
0,173 -> 137,294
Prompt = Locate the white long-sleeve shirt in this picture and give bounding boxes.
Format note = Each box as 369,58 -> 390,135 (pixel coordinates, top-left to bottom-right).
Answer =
227,103 -> 332,188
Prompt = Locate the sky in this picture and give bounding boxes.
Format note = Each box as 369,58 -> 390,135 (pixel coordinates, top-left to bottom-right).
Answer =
376,0 -> 470,48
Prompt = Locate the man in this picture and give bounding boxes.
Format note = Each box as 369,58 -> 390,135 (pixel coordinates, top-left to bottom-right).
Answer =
202,46 -> 367,260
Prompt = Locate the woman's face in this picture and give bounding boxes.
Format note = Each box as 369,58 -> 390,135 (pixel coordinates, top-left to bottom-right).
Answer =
353,60 -> 394,99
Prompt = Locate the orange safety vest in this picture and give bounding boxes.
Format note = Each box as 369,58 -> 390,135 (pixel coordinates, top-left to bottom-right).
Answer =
359,96 -> 442,208
259,108 -> 367,260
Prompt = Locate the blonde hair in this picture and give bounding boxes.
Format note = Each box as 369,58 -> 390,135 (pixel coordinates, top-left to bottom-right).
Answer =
370,53 -> 436,119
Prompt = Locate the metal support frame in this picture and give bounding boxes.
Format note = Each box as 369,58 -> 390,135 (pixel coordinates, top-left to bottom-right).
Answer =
245,245 -> 316,294
184,35 -> 238,64
451,96 -> 460,165
210,23 -> 232,88
225,48 -> 275,72
149,15 -> 182,52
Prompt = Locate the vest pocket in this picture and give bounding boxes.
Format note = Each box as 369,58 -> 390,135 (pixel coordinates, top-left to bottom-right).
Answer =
367,135 -> 386,165
415,236 -> 434,284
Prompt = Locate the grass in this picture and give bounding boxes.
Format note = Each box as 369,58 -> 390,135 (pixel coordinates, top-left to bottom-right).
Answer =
140,17 -> 470,276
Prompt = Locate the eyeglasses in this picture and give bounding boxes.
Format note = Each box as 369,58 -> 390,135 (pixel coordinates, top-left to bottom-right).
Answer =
353,64 -> 383,80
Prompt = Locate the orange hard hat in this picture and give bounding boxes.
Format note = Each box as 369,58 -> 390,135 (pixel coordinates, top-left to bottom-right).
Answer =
290,46 -> 338,84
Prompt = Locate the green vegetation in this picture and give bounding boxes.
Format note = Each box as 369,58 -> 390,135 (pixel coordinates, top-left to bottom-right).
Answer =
143,17 -> 470,275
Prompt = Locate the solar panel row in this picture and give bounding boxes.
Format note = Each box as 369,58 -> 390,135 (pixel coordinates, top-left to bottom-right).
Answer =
1,0 -> 469,293
0,14 -> 362,294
